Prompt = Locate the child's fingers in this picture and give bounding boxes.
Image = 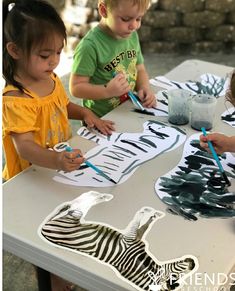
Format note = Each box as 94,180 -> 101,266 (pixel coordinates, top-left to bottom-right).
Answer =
63,154 -> 85,172
200,141 -> 208,148
108,123 -> 115,132
70,149 -> 84,160
63,149 -> 84,163
103,124 -> 115,135
103,119 -> 115,128
85,119 -> 95,128
199,135 -> 208,143
137,90 -> 145,101
95,121 -> 115,135
115,72 -> 125,80
137,90 -> 156,107
142,96 -> 156,108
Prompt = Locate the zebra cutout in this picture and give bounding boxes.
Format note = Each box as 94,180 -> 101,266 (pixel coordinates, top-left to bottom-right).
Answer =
150,73 -> 229,97
39,191 -> 198,291
221,107 -> 235,127
53,120 -> 186,187
155,133 -> 235,220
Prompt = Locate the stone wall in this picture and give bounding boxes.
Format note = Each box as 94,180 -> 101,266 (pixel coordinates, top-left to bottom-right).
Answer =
51,0 -> 235,54
139,0 -> 235,53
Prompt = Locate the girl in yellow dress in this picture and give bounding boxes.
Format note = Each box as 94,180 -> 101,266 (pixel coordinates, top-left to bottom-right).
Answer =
2,0 -> 115,182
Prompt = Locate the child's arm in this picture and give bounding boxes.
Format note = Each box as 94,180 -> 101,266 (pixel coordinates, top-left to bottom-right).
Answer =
135,64 -> 156,108
67,102 -> 115,135
69,73 -> 130,100
200,133 -> 235,154
11,132 -> 84,172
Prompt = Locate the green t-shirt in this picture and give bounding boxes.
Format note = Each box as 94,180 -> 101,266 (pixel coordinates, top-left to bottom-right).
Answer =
72,26 -> 144,117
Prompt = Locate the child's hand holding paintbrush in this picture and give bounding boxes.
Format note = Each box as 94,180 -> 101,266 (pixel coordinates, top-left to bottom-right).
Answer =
201,127 -> 231,187
200,132 -> 235,155
134,65 -> 156,109
137,87 -> 156,109
58,148 -> 85,172
112,72 -> 157,115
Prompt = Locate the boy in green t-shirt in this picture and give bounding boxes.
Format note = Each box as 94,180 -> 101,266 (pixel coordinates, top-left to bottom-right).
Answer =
70,0 -> 156,117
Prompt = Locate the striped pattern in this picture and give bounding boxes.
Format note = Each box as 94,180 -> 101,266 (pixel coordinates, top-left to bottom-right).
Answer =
41,204 -> 196,291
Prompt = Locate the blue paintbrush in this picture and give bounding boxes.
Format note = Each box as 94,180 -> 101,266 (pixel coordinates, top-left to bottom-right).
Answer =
201,127 -> 231,186
128,90 -> 145,111
65,146 -> 117,184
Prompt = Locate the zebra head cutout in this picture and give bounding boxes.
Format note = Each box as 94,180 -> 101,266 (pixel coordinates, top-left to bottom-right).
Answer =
39,191 -> 198,291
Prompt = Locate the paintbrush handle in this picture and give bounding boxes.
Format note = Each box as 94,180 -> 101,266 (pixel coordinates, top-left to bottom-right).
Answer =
84,159 -> 103,174
201,128 -> 231,186
65,146 -> 116,183
201,127 -> 224,173
128,91 -> 145,111
84,160 -> 115,183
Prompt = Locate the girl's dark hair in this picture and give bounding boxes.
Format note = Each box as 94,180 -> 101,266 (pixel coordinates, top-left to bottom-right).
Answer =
3,0 -> 67,91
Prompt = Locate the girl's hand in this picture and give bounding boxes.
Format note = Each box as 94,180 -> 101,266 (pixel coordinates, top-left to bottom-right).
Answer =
83,108 -> 115,135
138,88 -> 156,108
106,73 -> 130,98
57,149 -> 85,172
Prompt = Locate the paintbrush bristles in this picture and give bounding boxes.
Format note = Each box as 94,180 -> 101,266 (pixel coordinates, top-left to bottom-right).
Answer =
134,108 -> 155,116
222,172 -> 231,187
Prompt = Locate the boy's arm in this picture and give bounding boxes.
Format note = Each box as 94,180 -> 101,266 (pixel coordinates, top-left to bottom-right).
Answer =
135,64 -> 151,92
69,73 -> 130,101
135,64 -> 156,108
69,74 -> 109,100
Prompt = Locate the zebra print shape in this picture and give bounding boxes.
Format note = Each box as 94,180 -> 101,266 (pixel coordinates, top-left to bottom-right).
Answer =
155,133 -> 235,220
54,120 -> 186,187
39,191 -> 198,291
150,73 -> 228,97
221,107 -> 235,127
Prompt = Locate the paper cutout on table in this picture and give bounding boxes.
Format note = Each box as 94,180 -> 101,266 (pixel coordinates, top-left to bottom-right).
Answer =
133,90 -> 168,117
53,121 -> 186,187
39,191 -> 198,291
155,133 -> 235,220
221,107 -> 235,127
150,73 -> 229,97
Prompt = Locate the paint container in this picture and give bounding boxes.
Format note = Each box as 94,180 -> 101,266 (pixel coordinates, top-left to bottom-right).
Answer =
191,94 -> 217,131
167,89 -> 192,125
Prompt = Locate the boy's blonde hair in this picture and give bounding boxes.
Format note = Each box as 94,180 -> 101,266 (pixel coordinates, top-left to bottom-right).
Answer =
98,0 -> 150,12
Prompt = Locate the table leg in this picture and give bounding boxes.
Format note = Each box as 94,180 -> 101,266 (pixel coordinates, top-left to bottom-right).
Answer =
36,267 -> 52,291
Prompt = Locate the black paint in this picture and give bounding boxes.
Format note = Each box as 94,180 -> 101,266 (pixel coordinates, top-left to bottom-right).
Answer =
133,108 -> 155,116
158,140 -> 235,220
168,115 -> 189,125
191,121 -> 212,131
